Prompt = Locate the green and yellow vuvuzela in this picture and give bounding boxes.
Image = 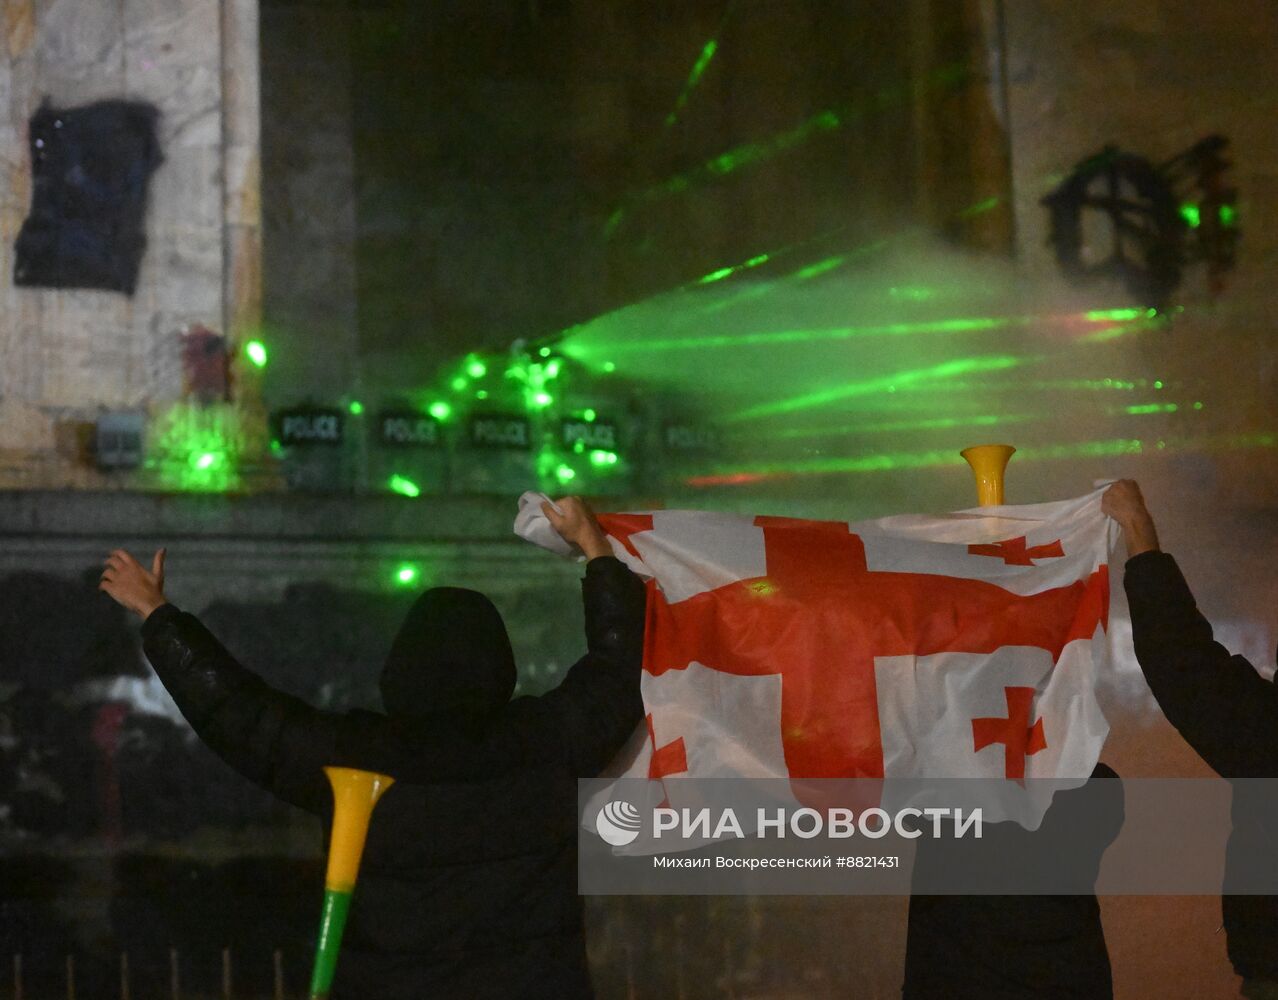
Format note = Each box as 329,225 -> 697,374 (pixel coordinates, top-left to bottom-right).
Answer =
309,767 -> 395,1000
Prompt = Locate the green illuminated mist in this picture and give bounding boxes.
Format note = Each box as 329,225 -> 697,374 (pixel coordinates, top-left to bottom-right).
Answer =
545,236 -> 1226,501
146,402 -> 247,492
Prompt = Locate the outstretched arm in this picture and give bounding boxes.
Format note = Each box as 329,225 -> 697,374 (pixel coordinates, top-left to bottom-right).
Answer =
141,604 -> 338,812
1103,482 -> 1278,777
101,548 -> 337,812
101,543 -> 639,799
536,497 -> 648,776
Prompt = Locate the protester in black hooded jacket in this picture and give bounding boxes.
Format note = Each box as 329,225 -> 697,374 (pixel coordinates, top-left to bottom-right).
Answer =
99,496 -> 646,1000
1103,480 -> 1278,996
902,762 -> 1124,999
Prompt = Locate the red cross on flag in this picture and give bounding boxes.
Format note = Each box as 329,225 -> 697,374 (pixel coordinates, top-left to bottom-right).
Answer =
520,489 -> 1119,828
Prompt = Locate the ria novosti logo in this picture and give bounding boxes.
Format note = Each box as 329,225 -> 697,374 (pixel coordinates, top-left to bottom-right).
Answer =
595,800 -> 642,847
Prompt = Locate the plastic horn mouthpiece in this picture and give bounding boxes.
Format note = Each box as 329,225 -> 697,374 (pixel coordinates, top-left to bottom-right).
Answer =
960,444 -> 1016,507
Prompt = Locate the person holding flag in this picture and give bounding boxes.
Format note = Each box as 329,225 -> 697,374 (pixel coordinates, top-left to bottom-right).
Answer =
98,496 -> 647,999
1104,479 -> 1278,997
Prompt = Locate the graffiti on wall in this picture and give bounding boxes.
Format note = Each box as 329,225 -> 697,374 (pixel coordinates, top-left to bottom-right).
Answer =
1042,135 -> 1239,307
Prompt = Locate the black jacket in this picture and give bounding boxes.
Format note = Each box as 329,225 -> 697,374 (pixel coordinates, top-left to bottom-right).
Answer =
902,764 -> 1124,999
140,556 -> 647,999
1123,550 -> 1278,979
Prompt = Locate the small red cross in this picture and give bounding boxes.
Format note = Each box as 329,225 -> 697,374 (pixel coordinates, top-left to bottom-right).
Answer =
646,713 -> 688,779
971,686 -> 1047,782
968,536 -> 1065,566
645,713 -> 687,809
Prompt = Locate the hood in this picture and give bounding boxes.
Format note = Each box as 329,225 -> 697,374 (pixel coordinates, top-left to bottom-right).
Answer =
380,587 -> 516,719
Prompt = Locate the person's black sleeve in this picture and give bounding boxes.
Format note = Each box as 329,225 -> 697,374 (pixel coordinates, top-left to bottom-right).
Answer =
534,555 -> 648,776
141,604 -> 338,813
1123,551 -> 1278,778
142,602 -> 618,801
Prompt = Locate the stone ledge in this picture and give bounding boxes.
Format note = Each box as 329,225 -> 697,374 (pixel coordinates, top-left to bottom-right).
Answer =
0,490 -> 577,543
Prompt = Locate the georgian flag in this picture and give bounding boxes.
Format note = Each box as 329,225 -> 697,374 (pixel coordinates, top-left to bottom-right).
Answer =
518,489 -> 1119,828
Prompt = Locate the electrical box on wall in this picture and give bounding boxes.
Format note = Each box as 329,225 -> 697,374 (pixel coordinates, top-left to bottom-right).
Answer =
95,412 -> 144,469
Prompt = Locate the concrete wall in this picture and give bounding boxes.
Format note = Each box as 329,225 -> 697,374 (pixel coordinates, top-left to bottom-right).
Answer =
1001,4 -> 1278,997
1003,0 -> 1278,513
0,0 -> 261,489
258,1 -> 358,412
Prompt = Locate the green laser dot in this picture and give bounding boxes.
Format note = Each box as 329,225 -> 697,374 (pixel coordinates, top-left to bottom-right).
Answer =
245,341 -> 268,367
394,564 -> 420,585
428,401 -> 452,421
349,401 -> 363,415
539,347 -> 552,358
388,475 -> 421,498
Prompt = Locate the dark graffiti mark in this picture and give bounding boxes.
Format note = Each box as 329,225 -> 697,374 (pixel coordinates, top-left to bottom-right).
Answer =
1042,135 -> 1239,307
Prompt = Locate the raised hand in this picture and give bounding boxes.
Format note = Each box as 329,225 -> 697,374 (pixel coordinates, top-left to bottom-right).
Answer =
100,547 -> 169,619
542,496 -> 613,561
1101,480 -> 1160,557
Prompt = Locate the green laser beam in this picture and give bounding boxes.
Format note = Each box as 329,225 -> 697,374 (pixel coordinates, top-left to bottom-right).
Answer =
696,251 -> 772,285
607,61 -> 968,236
726,354 -> 1027,423
957,195 -> 1001,219
582,303 -> 1154,357
1084,307 -> 1157,323
686,437 -> 1145,485
747,412 -> 1041,440
687,430 -> 1278,489
666,37 -> 720,127
872,377 -> 1146,394
597,316 -> 1022,355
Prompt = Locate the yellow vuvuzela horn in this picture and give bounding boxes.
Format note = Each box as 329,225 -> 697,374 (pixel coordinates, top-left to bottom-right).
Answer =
960,444 -> 1016,506
309,766 -> 394,1000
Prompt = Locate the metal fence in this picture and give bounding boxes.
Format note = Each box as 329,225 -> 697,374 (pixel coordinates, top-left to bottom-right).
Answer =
10,948 -> 293,1000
